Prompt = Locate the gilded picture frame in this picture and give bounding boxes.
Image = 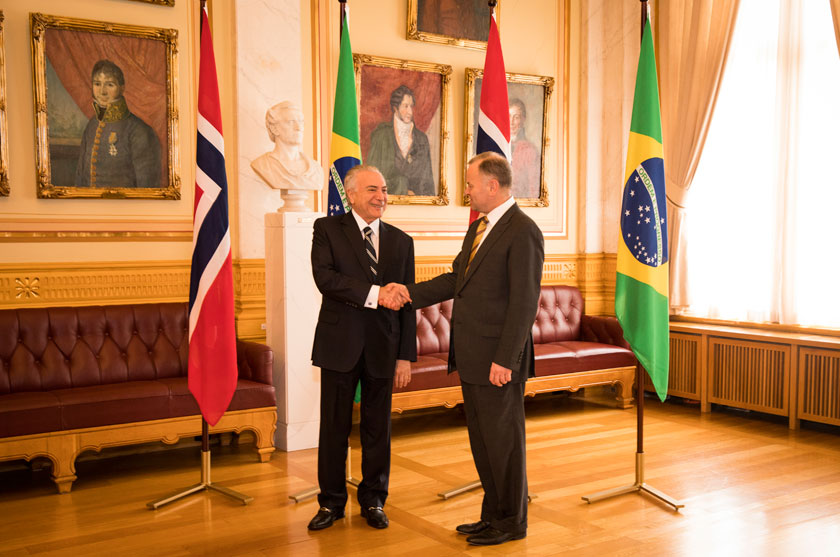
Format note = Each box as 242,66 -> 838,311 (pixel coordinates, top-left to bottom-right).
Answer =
30,13 -> 180,199
354,54 -> 451,206
129,0 -> 175,6
463,68 -> 554,207
0,12 -> 9,197
406,0 -> 500,51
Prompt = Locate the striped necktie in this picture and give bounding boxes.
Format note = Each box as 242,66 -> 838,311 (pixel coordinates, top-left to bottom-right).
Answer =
363,226 -> 378,282
465,216 -> 487,275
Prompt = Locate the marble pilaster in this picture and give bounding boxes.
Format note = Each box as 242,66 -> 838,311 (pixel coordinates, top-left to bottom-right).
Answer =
265,211 -> 324,451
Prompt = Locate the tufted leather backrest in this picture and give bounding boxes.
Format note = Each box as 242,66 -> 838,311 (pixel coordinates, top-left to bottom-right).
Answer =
415,299 -> 453,355
0,303 -> 189,395
532,285 -> 583,344
413,285 -> 588,356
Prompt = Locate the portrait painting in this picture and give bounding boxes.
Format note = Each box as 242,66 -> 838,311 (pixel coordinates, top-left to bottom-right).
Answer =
463,68 -> 554,207
30,13 -> 180,199
0,12 -> 8,197
354,54 -> 451,205
407,0 -> 500,51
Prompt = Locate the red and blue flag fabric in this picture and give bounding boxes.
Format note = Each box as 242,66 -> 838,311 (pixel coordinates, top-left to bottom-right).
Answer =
473,8 -> 510,223
188,6 -> 237,426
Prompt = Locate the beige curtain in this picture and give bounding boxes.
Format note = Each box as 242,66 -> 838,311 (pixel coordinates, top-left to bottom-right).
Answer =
652,0 -> 740,311
831,0 -> 840,57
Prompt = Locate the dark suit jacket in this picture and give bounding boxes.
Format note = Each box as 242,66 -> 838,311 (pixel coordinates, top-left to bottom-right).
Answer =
408,203 -> 544,385
311,211 -> 417,377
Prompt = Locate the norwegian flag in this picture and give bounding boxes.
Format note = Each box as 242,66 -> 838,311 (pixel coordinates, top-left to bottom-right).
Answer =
187,5 -> 237,426
472,7 -> 511,223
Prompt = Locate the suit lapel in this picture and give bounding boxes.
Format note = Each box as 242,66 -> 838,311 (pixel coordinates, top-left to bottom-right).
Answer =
341,211 -> 375,282
378,221 -> 394,282
458,204 -> 519,291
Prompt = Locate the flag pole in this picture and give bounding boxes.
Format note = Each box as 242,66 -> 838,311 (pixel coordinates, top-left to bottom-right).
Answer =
581,1 -> 682,510
147,0 -> 252,509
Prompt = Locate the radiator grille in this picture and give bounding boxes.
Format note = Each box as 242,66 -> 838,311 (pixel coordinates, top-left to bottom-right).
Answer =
709,338 -> 789,415
646,333 -> 701,397
668,333 -> 700,398
798,348 -> 840,426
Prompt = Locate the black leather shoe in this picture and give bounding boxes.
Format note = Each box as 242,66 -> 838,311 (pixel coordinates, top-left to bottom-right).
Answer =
360,506 -> 389,529
466,527 -> 526,546
307,507 -> 344,531
455,520 -> 490,535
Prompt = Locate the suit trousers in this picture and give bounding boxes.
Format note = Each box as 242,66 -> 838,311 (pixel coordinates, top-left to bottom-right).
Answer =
461,381 -> 528,534
317,355 -> 393,510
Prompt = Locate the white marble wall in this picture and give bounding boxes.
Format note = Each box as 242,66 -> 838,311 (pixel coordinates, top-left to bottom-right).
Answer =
236,0 -> 304,259
577,1 -> 638,254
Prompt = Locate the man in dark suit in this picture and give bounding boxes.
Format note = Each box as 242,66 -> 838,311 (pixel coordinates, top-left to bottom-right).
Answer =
308,165 -> 416,531
391,152 -> 544,545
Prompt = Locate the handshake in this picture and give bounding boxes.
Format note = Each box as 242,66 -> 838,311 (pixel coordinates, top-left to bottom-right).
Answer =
378,283 -> 411,311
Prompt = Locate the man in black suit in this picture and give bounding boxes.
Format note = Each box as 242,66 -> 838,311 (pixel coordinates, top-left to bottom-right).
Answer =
390,152 -> 544,545
307,165 -> 416,531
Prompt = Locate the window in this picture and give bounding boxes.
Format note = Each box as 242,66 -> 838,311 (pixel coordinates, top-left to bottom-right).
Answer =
686,0 -> 840,328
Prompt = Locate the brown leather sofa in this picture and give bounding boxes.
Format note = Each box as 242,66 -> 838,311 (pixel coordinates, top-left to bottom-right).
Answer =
0,302 -> 277,493
392,285 -> 637,412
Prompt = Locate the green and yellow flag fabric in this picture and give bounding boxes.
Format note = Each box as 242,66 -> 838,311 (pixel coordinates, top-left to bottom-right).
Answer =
327,6 -> 361,217
326,6 -> 363,403
616,14 -> 669,402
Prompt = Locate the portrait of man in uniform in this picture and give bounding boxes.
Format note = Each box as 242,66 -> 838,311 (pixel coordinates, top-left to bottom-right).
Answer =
75,59 -> 161,188
33,15 -> 177,198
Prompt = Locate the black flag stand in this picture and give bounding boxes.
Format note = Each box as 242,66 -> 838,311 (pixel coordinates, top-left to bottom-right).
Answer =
581,364 -> 683,510
147,419 -> 253,509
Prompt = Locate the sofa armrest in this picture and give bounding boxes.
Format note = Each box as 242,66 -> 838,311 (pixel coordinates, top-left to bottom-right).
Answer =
580,315 -> 631,350
236,340 -> 274,385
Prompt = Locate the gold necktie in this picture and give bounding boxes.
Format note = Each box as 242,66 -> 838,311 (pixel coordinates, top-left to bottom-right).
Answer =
465,217 -> 487,275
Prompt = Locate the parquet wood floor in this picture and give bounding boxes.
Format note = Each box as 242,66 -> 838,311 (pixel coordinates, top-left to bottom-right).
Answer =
2,390 -> 840,556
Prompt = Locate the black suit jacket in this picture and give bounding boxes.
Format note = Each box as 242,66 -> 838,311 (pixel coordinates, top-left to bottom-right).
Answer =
311,211 -> 416,377
408,203 -> 544,385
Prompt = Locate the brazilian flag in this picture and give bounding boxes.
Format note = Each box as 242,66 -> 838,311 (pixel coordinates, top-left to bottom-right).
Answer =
327,8 -> 362,217
327,8 -> 363,403
616,14 -> 669,402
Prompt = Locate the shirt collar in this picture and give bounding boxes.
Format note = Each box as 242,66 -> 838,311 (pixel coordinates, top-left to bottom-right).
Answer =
484,195 -> 516,225
351,210 -> 380,236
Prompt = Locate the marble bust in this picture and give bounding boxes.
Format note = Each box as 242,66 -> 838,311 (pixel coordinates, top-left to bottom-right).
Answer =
251,101 -> 323,210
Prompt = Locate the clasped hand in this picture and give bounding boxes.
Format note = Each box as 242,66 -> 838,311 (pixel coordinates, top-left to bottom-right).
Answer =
378,283 -> 411,310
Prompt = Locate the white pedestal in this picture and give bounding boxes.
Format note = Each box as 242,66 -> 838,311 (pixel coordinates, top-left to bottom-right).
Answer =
265,211 -> 324,451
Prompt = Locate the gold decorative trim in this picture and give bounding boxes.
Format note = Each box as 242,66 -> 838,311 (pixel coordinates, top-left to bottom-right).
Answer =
0,231 -> 191,242
30,13 -> 180,199
353,54 -> 451,205
234,259 -> 268,342
0,261 -> 190,308
0,11 -> 8,197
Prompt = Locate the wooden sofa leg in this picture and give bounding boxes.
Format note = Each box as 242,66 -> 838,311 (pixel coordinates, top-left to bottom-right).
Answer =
614,380 -> 635,409
251,409 -> 278,463
48,437 -> 79,494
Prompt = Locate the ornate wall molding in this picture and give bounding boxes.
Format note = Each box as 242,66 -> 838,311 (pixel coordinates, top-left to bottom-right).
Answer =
0,261 -> 190,309
234,259 -> 268,341
0,253 -> 617,336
